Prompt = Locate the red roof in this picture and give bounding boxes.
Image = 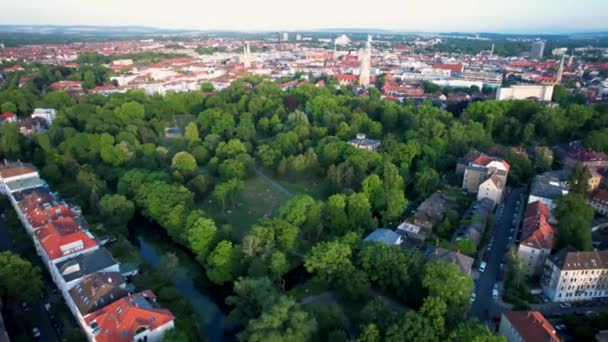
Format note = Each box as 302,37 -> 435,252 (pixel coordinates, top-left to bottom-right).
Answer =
510,61 -> 536,68
472,154 -> 510,172
27,204 -> 78,228
431,63 -> 464,73
521,201 -> 554,250
35,217 -> 97,260
0,165 -> 37,179
503,311 -> 559,342
0,112 -> 16,120
336,74 -> 358,82
84,290 -> 175,342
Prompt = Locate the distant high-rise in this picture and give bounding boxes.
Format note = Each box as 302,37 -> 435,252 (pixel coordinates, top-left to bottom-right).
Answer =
242,42 -> 251,68
296,34 -> 302,41
555,54 -> 565,84
531,41 -> 545,60
359,35 -> 372,88
281,32 -> 289,41
489,44 -> 494,58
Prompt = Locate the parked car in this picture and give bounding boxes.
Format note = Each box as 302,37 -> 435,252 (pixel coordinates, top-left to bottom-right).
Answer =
559,302 -> 572,308
492,289 -> 499,300
555,324 -> 566,331
479,262 -> 487,273
585,310 -> 597,317
470,293 -> 476,304
20,300 -> 29,312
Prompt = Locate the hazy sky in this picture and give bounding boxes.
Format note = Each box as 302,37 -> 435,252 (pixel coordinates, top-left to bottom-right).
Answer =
1,0 -> 606,33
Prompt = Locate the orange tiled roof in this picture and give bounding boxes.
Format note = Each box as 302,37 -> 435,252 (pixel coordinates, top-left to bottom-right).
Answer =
35,217 -> 97,260
521,201 -> 554,250
504,311 -> 559,342
84,290 -> 175,342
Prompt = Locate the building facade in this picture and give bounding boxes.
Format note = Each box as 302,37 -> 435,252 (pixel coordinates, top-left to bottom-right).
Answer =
496,85 -> 554,101
499,311 -> 559,342
542,248 -> 608,302
517,201 -> 555,277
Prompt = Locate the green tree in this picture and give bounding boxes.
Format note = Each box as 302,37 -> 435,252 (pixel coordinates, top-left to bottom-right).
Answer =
569,164 -> 592,195
186,214 -> 218,264
0,101 -> 17,113
554,193 -> 594,251
206,240 -> 237,285
226,277 -> 280,324
304,240 -> 352,285
0,251 -> 43,303
414,169 -> 440,198
239,296 -> 317,342
347,193 -> 375,232
83,70 -> 96,89
357,324 -> 382,342
98,194 -> 135,231
115,101 -> 145,122
422,260 -> 473,324
450,320 -> 505,342
212,178 -> 245,212
0,123 -> 23,159
325,194 -> 349,236
172,151 -> 197,173
184,122 -> 201,145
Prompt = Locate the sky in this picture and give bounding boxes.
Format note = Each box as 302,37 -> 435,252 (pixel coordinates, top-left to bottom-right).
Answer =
1,0 -> 607,33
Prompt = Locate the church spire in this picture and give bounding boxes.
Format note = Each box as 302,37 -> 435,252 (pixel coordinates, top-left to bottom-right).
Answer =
359,35 -> 372,88
556,53 -> 565,84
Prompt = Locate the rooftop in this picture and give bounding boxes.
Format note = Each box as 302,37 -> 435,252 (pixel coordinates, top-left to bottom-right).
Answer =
69,272 -> 128,316
503,311 -> 559,342
56,248 -> 118,283
35,217 -> 97,261
0,161 -> 38,179
520,201 -> 555,250
84,290 -> 175,342
364,228 -> 401,245
549,248 -> 608,271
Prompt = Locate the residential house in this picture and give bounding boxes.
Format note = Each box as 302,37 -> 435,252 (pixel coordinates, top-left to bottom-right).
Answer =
53,248 -> 119,293
542,247 -> 608,302
553,140 -> 608,170
528,173 -> 569,215
412,192 -> 459,236
66,272 -> 129,329
19,117 -> 47,136
517,201 -> 555,277
0,161 -> 43,194
31,108 -> 57,126
84,290 -> 175,342
396,221 -> 428,245
588,189 -> 608,216
0,112 -> 17,124
363,229 -> 402,246
34,217 -> 98,266
426,247 -> 474,276
498,311 -> 560,342
348,133 -> 381,152
588,168 -> 603,192
462,154 -> 509,206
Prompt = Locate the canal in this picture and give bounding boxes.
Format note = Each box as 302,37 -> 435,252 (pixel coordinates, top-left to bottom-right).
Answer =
128,214 -> 236,342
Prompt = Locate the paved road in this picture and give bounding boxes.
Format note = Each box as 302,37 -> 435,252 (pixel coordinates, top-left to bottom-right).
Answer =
256,168 -> 293,198
471,187 -> 526,326
0,209 -> 59,342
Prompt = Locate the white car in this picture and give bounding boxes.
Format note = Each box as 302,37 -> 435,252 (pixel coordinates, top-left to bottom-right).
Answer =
559,302 -> 572,308
492,289 -> 499,300
470,293 -> 477,303
479,262 -> 487,273
32,327 -> 41,338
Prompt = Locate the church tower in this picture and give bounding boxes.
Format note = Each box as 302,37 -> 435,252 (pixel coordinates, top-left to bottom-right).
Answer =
359,35 -> 372,88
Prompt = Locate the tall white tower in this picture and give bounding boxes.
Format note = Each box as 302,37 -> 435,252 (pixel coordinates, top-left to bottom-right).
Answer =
242,42 -> 251,68
359,35 -> 372,88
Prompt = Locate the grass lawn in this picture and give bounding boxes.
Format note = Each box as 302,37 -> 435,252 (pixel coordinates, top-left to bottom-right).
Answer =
276,178 -> 327,200
199,175 -> 291,239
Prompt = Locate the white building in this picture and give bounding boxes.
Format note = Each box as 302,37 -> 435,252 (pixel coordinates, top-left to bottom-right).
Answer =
517,201 -> 555,277
0,162 -> 43,194
31,108 -> 57,126
348,133 -> 381,152
542,249 -> 608,302
334,34 -> 351,46
496,85 -> 554,101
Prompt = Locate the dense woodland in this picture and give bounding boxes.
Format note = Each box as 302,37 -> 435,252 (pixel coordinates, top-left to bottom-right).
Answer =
1,59 -> 608,341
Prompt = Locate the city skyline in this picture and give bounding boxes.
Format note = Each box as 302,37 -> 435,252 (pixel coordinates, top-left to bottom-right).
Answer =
1,0 -> 607,34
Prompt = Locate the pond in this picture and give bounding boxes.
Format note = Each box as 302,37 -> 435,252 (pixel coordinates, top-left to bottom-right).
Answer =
129,215 -> 236,342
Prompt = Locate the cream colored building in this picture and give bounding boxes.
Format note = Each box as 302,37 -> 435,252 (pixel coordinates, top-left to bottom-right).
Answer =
517,201 -> 555,277
496,85 -> 554,101
462,154 -> 509,206
542,249 -> 608,302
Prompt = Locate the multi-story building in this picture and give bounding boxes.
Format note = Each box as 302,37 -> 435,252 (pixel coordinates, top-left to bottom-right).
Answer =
499,310 -> 559,342
0,161 -> 43,194
33,217 -> 99,266
531,41 -> 546,60
348,133 -> 381,152
587,189 -> 608,216
53,248 -> 120,293
517,201 -> 555,276
462,154 -> 509,206
542,248 -> 608,302
528,173 -> 569,214
496,85 -> 554,101
31,108 -> 57,126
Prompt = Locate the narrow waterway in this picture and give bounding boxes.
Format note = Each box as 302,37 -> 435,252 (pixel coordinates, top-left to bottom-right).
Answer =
128,214 -> 235,342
